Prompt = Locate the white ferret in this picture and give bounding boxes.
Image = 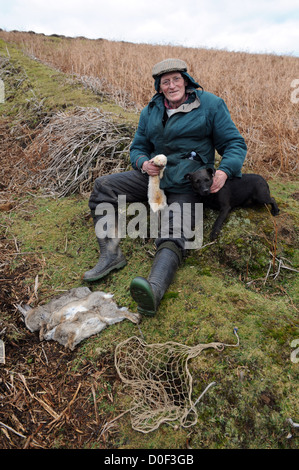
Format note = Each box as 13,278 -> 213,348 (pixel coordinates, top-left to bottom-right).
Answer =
147,154 -> 167,213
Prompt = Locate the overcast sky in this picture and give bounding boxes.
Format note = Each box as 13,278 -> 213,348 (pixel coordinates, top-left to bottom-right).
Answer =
1,0 -> 299,56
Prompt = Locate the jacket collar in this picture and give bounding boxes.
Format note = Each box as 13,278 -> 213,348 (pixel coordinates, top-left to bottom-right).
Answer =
165,94 -> 201,115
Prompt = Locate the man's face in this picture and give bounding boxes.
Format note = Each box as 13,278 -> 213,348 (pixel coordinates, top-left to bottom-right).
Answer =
159,72 -> 188,108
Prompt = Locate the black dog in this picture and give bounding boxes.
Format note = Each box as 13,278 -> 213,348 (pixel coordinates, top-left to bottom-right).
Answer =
185,168 -> 279,240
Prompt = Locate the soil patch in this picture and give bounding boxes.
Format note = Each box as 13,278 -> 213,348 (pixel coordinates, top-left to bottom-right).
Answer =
1,328 -> 117,449
0,238 -> 118,449
0,125 -> 118,448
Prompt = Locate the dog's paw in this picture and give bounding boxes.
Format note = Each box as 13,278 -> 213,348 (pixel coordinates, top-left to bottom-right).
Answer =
271,208 -> 280,216
210,231 -> 219,241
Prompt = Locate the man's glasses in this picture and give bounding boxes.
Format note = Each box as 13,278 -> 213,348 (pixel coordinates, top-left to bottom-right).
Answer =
160,76 -> 184,87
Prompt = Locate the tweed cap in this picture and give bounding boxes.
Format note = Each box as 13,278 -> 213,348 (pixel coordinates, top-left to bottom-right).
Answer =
152,58 -> 188,78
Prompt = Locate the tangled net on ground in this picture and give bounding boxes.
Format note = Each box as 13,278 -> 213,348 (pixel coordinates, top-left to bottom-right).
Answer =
24,107 -> 133,196
114,330 -> 239,434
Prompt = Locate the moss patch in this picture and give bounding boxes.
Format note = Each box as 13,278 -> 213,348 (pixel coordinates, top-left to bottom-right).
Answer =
2,185 -> 298,448
0,39 -> 139,126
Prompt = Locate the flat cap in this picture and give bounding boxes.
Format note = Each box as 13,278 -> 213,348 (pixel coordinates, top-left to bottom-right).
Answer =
152,58 -> 188,78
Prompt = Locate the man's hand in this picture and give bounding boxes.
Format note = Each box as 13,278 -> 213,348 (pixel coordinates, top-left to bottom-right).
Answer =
142,159 -> 161,176
210,170 -> 228,193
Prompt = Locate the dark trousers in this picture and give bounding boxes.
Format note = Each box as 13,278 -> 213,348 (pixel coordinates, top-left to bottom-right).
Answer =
88,170 -> 201,252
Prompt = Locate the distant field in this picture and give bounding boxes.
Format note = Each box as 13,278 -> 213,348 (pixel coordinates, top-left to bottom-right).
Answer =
1,30 -> 298,177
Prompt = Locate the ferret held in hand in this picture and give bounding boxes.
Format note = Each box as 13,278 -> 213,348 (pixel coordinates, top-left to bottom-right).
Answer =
148,154 -> 167,213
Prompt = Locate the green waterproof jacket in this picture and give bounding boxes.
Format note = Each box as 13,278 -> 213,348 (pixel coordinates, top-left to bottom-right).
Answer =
130,88 -> 247,193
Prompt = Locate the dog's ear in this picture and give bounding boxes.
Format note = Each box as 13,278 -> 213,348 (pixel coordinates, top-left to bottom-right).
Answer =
207,167 -> 216,177
184,173 -> 192,180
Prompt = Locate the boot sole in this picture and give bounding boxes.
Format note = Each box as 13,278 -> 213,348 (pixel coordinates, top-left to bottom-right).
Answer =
83,259 -> 127,282
130,277 -> 156,317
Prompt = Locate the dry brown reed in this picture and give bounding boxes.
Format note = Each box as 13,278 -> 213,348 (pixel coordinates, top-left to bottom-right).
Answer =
1,31 -> 298,177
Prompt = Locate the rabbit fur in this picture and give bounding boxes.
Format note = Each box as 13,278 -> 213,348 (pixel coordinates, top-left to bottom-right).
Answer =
18,287 -> 140,350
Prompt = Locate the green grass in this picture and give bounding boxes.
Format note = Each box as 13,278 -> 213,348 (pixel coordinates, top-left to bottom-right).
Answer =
1,38 -> 298,449
3,186 -> 298,449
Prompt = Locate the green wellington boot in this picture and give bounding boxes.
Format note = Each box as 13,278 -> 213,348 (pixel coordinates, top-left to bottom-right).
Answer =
130,242 -> 182,316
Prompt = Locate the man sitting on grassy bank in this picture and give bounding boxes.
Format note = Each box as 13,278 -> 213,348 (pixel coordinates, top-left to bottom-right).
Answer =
84,58 -> 247,316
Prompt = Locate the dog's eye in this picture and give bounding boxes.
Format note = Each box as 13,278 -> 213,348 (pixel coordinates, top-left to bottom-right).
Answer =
204,178 -> 210,182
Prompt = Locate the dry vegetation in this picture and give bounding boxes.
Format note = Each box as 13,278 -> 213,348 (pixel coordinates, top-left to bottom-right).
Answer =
24,108 -> 132,197
1,30 -> 298,177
